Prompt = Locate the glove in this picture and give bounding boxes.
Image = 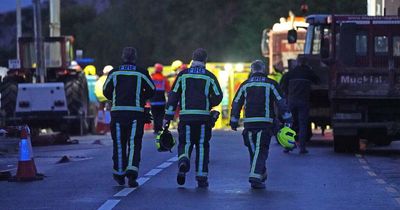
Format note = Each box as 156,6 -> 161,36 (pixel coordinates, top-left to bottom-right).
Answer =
210,110 -> 220,128
230,121 -> 238,131
162,119 -> 171,130
284,122 -> 292,128
144,107 -> 153,124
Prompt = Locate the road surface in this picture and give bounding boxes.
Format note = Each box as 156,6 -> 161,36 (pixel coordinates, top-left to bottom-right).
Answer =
1,129 -> 400,210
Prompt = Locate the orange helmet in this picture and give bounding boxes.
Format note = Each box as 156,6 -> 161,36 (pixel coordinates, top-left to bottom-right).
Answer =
154,63 -> 163,73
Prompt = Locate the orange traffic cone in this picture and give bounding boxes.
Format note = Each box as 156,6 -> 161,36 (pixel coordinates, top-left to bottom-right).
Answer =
10,126 -> 43,182
96,109 -> 110,134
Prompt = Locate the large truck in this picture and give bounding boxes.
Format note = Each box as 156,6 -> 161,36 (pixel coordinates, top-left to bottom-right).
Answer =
290,15 -> 400,152
261,15 -> 331,132
0,36 -> 91,135
261,16 -> 308,74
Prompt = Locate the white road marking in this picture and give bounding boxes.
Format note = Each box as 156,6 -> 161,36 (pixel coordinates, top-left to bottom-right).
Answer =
137,177 -> 150,186
355,154 -> 362,158
395,198 -> 400,205
359,159 -> 367,164
362,166 -> 370,170
158,162 -> 173,169
97,200 -> 120,210
376,179 -> 386,184
103,156 -> 177,209
168,156 -> 178,162
386,187 -> 398,193
114,188 -> 136,197
367,171 -> 377,177
145,168 -> 163,176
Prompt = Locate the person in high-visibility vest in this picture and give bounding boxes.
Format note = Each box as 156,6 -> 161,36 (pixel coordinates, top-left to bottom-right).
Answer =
150,63 -> 171,134
94,65 -> 113,134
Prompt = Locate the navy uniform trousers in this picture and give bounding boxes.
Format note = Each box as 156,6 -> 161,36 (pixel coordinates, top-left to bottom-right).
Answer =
177,121 -> 212,179
242,128 -> 272,182
111,119 -> 145,178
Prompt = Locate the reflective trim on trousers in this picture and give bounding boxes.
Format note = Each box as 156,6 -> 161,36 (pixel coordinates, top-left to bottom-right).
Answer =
126,166 -> 139,172
116,123 -> 123,174
128,120 -> 137,169
249,172 -> 263,180
197,124 -> 205,177
250,131 -> 261,177
248,131 -> 254,154
182,125 -> 191,160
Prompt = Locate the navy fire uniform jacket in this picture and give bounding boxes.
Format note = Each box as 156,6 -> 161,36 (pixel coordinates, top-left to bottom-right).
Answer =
164,66 -> 223,122
103,63 -> 155,121
231,72 -> 292,128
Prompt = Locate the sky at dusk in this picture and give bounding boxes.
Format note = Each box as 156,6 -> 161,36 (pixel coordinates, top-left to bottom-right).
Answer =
0,0 -> 32,13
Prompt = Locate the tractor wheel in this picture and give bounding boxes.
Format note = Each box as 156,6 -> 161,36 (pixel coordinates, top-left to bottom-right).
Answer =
64,74 -> 89,135
0,78 -> 18,117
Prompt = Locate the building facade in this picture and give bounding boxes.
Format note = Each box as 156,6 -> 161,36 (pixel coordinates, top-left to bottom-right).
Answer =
368,0 -> 400,16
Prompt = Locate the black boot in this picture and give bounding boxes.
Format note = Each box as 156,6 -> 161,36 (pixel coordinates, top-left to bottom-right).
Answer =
196,176 -> 209,188
250,180 -> 265,189
126,170 -> 139,188
113,174 -> 125,186
128,177 -> 138,188
177,162 -> 188,185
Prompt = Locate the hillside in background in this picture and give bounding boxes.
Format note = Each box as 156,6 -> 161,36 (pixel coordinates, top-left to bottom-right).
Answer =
0,0 -> 366,69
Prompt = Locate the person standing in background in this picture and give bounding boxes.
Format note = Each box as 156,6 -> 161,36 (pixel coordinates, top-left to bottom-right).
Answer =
150,63 -> 171,134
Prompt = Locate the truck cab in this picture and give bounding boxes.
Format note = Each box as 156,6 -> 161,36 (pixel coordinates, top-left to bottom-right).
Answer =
301,15 -> 400,152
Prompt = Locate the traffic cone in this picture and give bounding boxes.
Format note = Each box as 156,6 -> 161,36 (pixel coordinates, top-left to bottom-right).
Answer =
10,126 -> 43,182
96,109 -> 107,134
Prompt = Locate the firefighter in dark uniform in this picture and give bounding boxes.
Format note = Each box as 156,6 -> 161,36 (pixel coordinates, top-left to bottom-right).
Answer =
103,47 -> 155,187
163,48 -> 223,188
150,63 -> 171,134
280,56 -> 319,154
230,60 -> 292,189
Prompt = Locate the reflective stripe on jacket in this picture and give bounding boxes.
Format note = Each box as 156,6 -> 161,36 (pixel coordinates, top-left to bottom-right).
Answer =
231,73 -> 292,128
103,64 -> 155,121
165,66 -> 223,122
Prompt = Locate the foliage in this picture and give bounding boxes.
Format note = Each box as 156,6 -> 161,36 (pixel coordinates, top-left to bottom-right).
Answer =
1,0 -> 367,68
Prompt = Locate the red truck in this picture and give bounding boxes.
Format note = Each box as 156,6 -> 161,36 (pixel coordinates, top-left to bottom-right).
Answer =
291,15 -> 400,152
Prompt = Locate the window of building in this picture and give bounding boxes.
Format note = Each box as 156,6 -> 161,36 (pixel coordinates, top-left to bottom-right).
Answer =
393,36 -> 400,57
356,34 -> 368,56
374,36 -> 388,55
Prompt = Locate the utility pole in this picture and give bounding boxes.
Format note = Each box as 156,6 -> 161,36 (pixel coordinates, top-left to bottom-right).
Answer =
49,0 -> 60,36
33,0 -> 45,83
16,0 -> 21,59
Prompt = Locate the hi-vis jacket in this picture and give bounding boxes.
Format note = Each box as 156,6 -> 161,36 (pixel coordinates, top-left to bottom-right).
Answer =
150,72 -> 171,106
231,72 -> 292,128
103,64 -> 155,121
165,66 -> 223,122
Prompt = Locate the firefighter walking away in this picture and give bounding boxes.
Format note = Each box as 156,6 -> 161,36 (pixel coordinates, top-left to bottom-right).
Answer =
103,47 -> 155,187
163,48 -> 223,188
230,60 -> 293,189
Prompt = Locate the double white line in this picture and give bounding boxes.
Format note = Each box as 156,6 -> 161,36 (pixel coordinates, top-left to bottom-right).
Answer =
98,156 -> 178,210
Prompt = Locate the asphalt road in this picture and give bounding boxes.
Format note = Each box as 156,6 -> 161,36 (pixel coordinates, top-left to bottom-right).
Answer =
1,129 -> 400,210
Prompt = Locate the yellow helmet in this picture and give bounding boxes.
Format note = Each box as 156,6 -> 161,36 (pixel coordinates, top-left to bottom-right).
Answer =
171,60 -> 183,71
84,65 -> 96,76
